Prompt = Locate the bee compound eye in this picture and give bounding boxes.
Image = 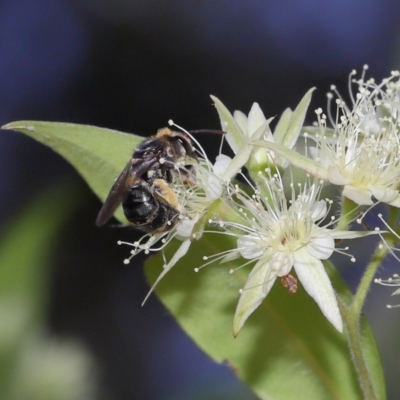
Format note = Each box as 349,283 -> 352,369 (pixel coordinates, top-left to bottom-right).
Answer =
172,135 -> 192,156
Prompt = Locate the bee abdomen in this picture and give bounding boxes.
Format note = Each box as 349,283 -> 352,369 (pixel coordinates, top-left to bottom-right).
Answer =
123,184 -> 159,225
123,184 -> 179,233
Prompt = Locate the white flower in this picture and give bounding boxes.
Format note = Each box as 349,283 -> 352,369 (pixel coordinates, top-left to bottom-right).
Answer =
208,175 -> 378,336
211,88 -> 314,171
256,69 -> 400,207
312,69 -> 400,206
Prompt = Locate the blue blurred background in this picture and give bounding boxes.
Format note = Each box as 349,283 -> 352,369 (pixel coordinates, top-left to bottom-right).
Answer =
1,0 -> 400,399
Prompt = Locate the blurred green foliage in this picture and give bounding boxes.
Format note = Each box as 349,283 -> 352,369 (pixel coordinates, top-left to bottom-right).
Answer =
0,185 -> 96,399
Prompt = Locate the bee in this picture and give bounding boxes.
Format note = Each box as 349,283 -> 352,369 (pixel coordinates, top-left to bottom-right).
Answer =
96,128 -> 198,233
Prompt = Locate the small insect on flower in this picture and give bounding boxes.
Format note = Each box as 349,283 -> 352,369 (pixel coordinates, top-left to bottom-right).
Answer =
96,127 -> 198,234
281,274 -> 298,294
97,122 -> 233,304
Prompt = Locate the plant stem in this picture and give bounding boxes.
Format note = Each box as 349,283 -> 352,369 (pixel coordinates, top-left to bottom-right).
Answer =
340,300 -> 378,400
351,238 -> 391,317
336,197 -> 360,231
340,207 -> 400,400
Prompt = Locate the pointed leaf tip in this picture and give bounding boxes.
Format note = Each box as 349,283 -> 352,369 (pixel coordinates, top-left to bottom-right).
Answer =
2,120 -> 144,223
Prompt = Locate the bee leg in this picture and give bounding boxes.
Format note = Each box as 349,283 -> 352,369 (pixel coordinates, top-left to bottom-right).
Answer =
152,179 -> 181,211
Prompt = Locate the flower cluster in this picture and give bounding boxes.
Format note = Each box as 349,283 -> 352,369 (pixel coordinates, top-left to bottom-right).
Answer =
117,67 -> 400,336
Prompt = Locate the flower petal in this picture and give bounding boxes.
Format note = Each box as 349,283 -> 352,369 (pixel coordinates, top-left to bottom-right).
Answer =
221,145 -> 252,181
248,102 -> 267,138
176,219 -> 196,239
273,108 -> 292,145
233,110 -> 247,134
237,235 -> 264,259
369,186 -> 399,205
141,239 -> 191,305
270,251 -> 294,276
280,88 -> 315,150
219,251 -> 242,264
307,232 -> 335,260
310,200 -> 327,222
206,174 -> 223,200
213,154 -> 232,176
233,260 -> 276,337
342,185 -> 373,205
293,247 -> 343,332
387,196 -> 400,208
211,95 -> 245,154
327,166 -> 351,185
251,140 -> 329,180
329,230 -> 380,240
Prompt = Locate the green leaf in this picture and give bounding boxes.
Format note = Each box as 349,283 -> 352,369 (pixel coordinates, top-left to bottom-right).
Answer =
0,185 -> 78,321
359,318 -> 386,400
2,121 -> 142,223
145,234 -> 383,400
0,185 -> 78,392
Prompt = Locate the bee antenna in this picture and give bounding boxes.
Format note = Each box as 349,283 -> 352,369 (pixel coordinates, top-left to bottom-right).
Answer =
189,129 -> 226,135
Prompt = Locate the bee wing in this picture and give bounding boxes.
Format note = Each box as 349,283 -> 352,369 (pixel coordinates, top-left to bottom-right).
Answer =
96,157 -> 160,226
95,163 -> 134,226
130,156 -> 160,179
